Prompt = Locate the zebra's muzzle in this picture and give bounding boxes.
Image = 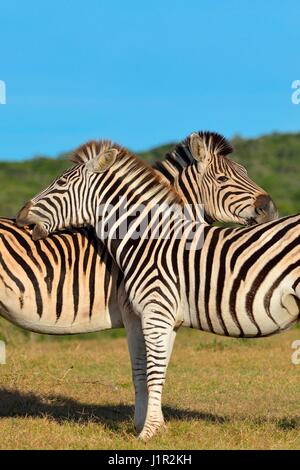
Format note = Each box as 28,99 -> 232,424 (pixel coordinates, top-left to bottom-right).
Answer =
245,217 -> 258,226
254,194 -> 278,223
16,201 -> 49,240
31,223 -> 49,241
16,201 -> 35,227
16,202 -> 50,240
239,194 -> 278,226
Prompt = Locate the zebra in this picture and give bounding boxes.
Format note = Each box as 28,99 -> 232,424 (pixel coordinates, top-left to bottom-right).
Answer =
2,131 -> 277,433
0,132 -> 276,336
155,134 -> 276,225
16,134 -> 294,441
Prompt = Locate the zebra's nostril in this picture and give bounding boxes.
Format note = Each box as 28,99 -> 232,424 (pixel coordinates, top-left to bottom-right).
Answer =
255,194 -> 271,211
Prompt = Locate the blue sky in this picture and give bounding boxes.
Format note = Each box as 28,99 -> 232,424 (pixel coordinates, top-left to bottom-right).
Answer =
0,0 -> 299,160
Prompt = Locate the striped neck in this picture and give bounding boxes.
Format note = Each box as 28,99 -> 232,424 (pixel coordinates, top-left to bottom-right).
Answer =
154,140 -> 196,183
95,155 -> 190,271
154,142 -> 211,223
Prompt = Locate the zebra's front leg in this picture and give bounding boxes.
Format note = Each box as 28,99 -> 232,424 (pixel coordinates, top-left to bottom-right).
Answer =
138,313 -> 177,441
121,303 -> 148,432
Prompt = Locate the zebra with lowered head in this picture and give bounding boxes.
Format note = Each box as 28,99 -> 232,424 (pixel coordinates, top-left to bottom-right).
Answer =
2,132 -> 276,433
1,132 -> 276,334
16,135 -> 296,441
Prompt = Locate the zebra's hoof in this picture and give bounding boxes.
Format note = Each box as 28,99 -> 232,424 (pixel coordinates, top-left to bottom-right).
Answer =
138,429 -> 154,442
138,421 -> 166,441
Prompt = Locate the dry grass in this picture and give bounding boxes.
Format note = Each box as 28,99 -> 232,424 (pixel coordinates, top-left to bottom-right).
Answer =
0,325 -> 300,450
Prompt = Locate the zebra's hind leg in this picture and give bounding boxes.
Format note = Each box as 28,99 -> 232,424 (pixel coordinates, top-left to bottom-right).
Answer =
138,311 -> 177,441
121,302 -> 148,433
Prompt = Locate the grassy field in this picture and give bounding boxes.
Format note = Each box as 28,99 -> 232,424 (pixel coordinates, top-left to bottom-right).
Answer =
0,325 -> 300,450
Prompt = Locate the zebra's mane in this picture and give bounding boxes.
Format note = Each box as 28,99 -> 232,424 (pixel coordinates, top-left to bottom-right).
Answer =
71,140 -> 124,164
70,140 -> 183,206
158,131 -> 234,173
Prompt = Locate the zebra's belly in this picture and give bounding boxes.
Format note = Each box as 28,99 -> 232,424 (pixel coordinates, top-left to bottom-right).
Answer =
193,283 -> 300,338
0,286 -> 124,334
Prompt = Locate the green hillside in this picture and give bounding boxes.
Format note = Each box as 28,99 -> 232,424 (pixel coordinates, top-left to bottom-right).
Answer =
1,132 -> 300,218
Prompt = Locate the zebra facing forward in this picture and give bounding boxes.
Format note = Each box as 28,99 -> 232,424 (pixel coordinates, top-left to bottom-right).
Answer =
17,136 -> 297,441
0,132 -> 276,336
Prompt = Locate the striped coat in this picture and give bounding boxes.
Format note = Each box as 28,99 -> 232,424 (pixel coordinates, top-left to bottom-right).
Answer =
1,132 -> 275,334
16,136 -> 293,441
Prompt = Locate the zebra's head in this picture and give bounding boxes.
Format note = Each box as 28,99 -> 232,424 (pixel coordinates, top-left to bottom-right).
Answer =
16,141 -> 123,240
170,132 -> 278,226
16,141 -> 183,241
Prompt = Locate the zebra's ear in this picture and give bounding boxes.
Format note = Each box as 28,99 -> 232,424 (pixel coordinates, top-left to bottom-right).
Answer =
189,133 -> 210,164
88,148 -> 118,173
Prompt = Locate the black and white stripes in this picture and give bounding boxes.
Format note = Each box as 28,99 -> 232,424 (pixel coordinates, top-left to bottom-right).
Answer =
2,132 -> 274,332
16,136 -> 297,441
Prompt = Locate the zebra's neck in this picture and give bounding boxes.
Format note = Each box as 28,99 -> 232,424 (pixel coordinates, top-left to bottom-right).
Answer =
96,156 -> 200,273
154,140 -> 197,185
154,143 -> 211,223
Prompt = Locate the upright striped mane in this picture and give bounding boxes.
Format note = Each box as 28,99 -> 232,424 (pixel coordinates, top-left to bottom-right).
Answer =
70,140 -> 183,207
70,140 -> 124,164
159,131 -> 234,173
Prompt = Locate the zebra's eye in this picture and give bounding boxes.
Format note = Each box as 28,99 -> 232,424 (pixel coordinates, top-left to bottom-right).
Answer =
217,175 -> 229,183
56,178 -> 68,187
